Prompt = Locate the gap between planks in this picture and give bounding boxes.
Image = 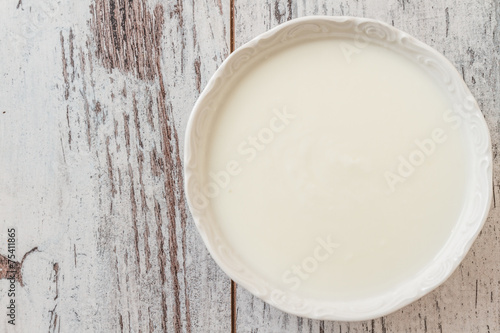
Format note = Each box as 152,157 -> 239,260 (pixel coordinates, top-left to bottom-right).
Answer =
230,0 -> 237,332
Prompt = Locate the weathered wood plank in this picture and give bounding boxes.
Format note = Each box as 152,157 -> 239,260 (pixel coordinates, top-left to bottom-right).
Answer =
1,0 -> 499,331
234,1 -> 500,332
0,0 -> 231,332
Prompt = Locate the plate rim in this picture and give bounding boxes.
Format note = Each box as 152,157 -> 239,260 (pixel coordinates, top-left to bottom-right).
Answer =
183,15 -> 493,321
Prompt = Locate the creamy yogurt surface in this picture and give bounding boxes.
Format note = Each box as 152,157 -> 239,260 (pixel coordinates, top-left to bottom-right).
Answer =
201,38 -> 470,301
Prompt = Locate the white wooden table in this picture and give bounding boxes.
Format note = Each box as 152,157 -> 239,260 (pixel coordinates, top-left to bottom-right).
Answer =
0,0 -> 498,332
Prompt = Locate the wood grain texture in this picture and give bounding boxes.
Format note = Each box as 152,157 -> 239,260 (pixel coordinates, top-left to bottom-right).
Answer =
0,0 -> 231,332
1,0 -> 499,332
233,0 -> 500,332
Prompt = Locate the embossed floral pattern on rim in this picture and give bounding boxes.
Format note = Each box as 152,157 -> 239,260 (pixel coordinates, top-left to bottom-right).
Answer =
184,16 -> 493,321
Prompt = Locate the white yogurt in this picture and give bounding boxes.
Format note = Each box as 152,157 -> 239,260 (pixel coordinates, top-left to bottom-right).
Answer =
202,38 -> 471,301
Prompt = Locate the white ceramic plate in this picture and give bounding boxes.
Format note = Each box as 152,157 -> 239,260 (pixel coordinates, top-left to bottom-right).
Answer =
184,16 -> 492,321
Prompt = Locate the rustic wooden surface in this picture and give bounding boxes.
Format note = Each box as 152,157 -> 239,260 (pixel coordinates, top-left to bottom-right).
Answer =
0,0 -> 499,332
